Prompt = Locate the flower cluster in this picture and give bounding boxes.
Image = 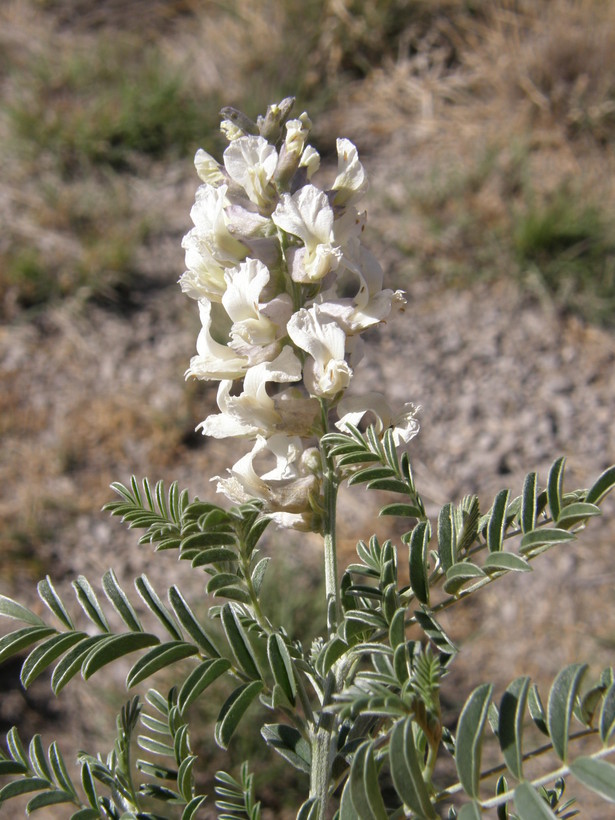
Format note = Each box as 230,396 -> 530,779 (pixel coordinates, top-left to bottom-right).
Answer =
181,99 -> 417,528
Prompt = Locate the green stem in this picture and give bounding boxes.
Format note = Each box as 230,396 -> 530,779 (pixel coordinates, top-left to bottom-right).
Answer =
320,400 -> 340,638
480,743 -> 615,810
309,401 -> 341,818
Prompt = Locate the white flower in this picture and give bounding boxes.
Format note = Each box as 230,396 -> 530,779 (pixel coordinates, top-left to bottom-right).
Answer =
215,434 -> 320,518
198,347 -> 303,438
284,113 -> 312,157
300,145 -> 320,179
332,138 -> 368,206
287,305 -> 352,398
190,184 -> 248,265
222,259 -> 291,358
336,393 -> 420,446
194,148 -> 226,185
185,299 -> 249,381
318,242 -> 405,333
272,185 -> 342,282
180,231 -> 227,301
223,136 -> 278,209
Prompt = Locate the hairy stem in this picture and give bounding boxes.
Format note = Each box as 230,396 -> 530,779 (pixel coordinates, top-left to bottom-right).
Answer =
309,402 -> 341,818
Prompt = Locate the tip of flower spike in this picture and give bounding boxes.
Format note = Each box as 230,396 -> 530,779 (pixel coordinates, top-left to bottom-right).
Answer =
258,97 -> 296,142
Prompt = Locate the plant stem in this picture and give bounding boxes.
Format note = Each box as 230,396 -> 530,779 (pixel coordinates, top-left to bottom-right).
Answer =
309,402 -> 341,818
320,400 -> 340,638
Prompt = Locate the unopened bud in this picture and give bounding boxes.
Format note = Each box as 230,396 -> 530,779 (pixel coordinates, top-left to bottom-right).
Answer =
257,97 -> 296,142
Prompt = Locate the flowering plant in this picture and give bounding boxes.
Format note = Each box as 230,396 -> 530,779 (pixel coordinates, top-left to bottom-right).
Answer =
1,98 -> 614,819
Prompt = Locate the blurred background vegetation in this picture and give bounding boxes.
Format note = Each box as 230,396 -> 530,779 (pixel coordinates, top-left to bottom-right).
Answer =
1,0 -> 615,815
2,0 -> 615,321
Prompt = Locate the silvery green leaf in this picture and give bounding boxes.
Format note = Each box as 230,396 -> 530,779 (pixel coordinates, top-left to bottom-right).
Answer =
585,465 -> 615,505
80,761 -> 98,809
178,658 -> 231,714
168,586 -> 220,657
177,754 -> 197,801
556,501 -> 601,529
251,557 -> 270,595
215,680 -> 264,750
389,717 -> 437,818
51,636 -> 104,694
0,626 -> 56,666
438,503 -> 456,571
317,636 -> 349,675
521,471 -> 538,534
487,489 -> 510,553
349,741 -> 387,820
414,609 -> 458,658
27,735 -> 52,782
513,781 -> 558,819
6,726 -> 29,768
519,528 -> 575,554
570,756 -> 615,802
348,466 -> 394,486
181,531 -> 236,551
547,663 -> 588,761
48,741 -> 76,794
72,577 -> 109,633
546,457 -> 566,523
102,569 -> 142,632
207,573 -> 242,593
37,577 -> 74,630
408,521 -> 431,605
455,683 -> 494,798
600,683 -> 615,743
528,684 -> 548,735
20,632 -> 87,688
181,795 -> 208,820
126,641 -> 198,688
221,603 -> 261,679
457,495 -> 480,554
444,562 -> 487,595
192,547 -> 238,566
0,759 -> 28,776
0,778 -> 52,803
137,735 -> 175,757
379,503 -> 422,518
484,553 -> 531,573
296,797 -> 319,819
134,575 -> 182,640
0,595 -> 44,626
388,608 -> 406,650
498,676 -> 530,779
267,633 -> 296,705
261,724 -> 311,773
457,802 -> 482,819
81,633 -> 159,680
